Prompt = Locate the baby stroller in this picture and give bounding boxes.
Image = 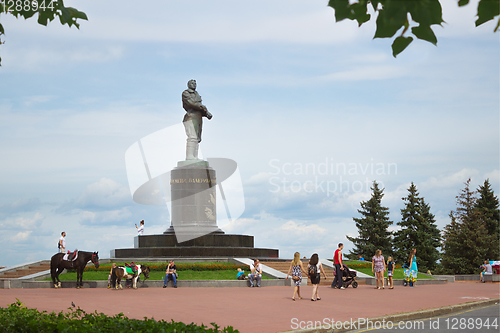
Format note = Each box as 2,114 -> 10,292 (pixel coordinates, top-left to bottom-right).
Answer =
402,265 -> 416,287
340,264 -> 358,288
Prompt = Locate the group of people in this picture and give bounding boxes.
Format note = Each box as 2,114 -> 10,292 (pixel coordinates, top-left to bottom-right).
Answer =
371,248 -> 418,289
371,249 -> 398,289
284,244 -> 345,301
235,259 -> 267,288
281,245 -> 421,301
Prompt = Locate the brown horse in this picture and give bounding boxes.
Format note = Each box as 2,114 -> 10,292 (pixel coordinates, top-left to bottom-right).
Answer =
50,251 -> 99,289
111,264 -> 150,289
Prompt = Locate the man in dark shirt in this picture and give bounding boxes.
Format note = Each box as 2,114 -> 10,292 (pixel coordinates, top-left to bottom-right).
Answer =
164,260 -> 178,288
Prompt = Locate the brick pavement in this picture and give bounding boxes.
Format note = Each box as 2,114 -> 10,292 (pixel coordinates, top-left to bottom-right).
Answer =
0,282 -> 498,332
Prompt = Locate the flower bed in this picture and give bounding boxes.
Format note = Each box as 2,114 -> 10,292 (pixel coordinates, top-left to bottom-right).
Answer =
84,263 -> 250,272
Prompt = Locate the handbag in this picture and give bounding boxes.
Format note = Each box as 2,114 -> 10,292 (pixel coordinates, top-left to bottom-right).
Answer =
292,276 -> 300,281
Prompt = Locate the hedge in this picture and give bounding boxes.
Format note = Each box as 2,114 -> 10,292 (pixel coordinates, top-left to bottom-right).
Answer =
0,300 -> 238,333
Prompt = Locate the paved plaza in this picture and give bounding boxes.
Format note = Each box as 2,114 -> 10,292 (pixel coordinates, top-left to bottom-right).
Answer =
0,282 -> 498,332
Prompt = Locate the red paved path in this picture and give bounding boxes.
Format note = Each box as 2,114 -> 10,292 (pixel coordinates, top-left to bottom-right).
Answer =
1,283 -> 499,332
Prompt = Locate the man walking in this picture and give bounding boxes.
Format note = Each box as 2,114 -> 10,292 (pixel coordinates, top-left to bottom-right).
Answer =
334,243 -> 345,290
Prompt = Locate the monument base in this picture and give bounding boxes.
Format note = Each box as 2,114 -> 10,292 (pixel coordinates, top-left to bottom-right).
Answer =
111,233 -> 279,258
111,247 -> 279,258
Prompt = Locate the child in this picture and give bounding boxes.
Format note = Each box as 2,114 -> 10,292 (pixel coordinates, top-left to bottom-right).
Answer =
107,263 -> 117,288
237,267 -> 246,280
387,256 -> 395,289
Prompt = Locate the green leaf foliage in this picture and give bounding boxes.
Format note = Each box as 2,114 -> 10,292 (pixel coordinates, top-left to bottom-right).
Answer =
392,36 -> 413,57
476,0 -> 500,27
328,0 -> 498,57
1,0 -> 87,66
0,299 -> 239,333
411,25 -> 438,45
374,4 -> 409,38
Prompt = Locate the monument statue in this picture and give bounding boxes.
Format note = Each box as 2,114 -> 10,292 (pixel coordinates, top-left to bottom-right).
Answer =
182,79 -> 212,160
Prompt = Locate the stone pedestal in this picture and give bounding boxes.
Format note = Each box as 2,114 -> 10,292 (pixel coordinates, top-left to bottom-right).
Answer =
111,234 -> 279,258
164,161 -> 223,241
111,160 -> 280,259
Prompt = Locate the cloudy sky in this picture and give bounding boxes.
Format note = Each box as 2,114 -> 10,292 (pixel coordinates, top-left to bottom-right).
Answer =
0,0 -> 498,267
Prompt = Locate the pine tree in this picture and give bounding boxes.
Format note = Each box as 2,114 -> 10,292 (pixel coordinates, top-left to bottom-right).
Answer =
393,183 -> 440,271
441,179 -> 490,274
475,179 -> 500,260
347,181 -> 392,260
418,200 -> 441,271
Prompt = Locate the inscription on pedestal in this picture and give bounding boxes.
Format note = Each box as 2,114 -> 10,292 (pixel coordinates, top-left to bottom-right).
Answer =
169,164 -> 223,242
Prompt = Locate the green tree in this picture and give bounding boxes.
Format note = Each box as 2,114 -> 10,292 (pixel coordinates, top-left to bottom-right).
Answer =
393,182 -> 441,271
475,179 -> 500,260
328,0 -> 500,57
0,0 -> 87,65
419,200 -> 441,270
347,181 -> 393,259
441,178 -> 490,274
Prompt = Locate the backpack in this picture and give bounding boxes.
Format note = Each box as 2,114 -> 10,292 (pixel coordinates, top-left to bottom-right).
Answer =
57,241 -> 61,249
308,264 -> 318,279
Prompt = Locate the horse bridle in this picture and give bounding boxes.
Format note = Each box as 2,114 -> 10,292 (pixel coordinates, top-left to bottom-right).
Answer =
91,253 -> 99,264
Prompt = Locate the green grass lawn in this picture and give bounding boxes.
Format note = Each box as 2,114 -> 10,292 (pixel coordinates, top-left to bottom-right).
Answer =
44,264 -> 271,281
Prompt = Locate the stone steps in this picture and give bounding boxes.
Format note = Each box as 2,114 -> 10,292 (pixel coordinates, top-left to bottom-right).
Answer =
0,263 -> 51,279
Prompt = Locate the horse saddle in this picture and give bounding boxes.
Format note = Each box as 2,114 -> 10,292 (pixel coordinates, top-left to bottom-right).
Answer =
63,250 -> 78,261
125,266 -> 137,275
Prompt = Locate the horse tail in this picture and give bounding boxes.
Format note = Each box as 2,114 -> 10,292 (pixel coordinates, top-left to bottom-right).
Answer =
111,267 -> 117,287
50,254 -> 59,279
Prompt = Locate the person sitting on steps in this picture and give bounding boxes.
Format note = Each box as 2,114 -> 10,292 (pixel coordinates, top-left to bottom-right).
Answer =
163,260 -> 177,288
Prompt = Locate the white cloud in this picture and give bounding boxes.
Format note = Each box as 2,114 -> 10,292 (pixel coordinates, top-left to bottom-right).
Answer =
79,208 -> 132,225
484,170 -> 500,185
279,220 -> 326,236
2,43 -> 124,72
12,231 -> 33,242
420,169 -> 480,190
0,0 -> 497,268
74,178 -> 131,209
0,212 -> 44,230
245,172 -> 272,185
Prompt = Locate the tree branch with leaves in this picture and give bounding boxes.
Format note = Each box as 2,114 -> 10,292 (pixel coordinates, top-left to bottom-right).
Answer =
0,0 -> 87,65
328,0 -> 500,57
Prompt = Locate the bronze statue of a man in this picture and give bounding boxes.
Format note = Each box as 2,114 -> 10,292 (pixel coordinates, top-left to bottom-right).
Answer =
182,79 -> 212,160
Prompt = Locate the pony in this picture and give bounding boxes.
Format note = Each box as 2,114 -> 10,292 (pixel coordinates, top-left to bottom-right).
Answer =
111,264 -> 150,289
50,251 -> 99,289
